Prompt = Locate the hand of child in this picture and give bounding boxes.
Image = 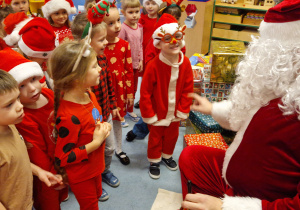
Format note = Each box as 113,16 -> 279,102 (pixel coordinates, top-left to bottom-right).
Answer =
53,174 -> 67,190
181,193 -> 223,210
138,61 -> 143,72
92,122 -> 111,146
188,93 -> 213,115
37,169 -> 63,187
128,98 -> 134,107
112,108 -> 122,120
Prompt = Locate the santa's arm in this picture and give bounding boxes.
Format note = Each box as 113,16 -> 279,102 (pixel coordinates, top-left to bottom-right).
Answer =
211,100 -> 234,131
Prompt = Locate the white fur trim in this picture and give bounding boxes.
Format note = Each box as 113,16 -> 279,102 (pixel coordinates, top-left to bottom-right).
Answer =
9,61 -> 44,84
176,110 -> 188,119
18,37 -> 53,59
259,20 -> 300,46
142,114 -> 158,124
211,100 -> 233,131
3,17 -> 33,46
42,0 -> 76,19
222,195 -> 262,210
153,23 -> 179,47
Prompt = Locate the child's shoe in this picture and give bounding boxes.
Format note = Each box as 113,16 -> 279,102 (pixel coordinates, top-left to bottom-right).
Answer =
149,162 -> 160,179
126,130 -> 137,142
127,112 -> 140,122
115,151 -> 130,165
134,101 -> 140,108
121,120 -> 129,128
99,188 -> 109,202
102,171 -> 120,188
162,157 -> 178,171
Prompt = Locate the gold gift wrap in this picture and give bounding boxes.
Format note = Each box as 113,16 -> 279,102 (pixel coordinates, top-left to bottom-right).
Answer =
210,41 -> 246,83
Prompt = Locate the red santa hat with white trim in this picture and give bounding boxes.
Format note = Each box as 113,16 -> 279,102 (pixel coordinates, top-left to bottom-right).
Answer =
3,13 -> 56,58
152,13 -> 185,48
42,0 -> 77,19
0,47 -> 44,84
259,0 -> 300,45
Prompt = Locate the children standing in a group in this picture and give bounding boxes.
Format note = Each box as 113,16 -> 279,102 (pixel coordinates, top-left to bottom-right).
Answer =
103,5 -> 133,165
140,17 -> 193,179
119,0 -> 142,122
50,41 -> 111,210
42,0 -> 75,44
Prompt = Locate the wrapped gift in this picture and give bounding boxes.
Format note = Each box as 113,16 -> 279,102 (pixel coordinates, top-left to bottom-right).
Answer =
184,133 -> 228,150
190,53 -> 212,82
189,111 -> 223,133
200,82 -> 233,102
210,41 -> 245,83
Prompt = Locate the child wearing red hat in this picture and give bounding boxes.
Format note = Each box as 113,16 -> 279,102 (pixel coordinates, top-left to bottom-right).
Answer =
180,1 -> 300,209
42,0 -> 75,44
140,17 -> 193,179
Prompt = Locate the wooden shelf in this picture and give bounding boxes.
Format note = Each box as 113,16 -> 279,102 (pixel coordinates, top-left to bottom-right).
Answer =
212,36 -> 249,43
215,2 -> 271,11
213,21 -> 259,28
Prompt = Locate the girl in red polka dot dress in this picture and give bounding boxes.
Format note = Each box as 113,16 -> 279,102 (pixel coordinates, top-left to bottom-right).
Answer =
49,41 -> 111,210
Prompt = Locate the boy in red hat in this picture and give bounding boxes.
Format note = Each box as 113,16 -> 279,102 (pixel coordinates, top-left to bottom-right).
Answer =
180,1 -> 300,209
140,17 -> 193,179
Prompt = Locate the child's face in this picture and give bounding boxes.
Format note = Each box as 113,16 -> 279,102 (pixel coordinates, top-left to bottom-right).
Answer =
50,9 -> 68,27
90,29 -> 108,55
84,57 -> 101,88
11,0 -> 29,14
158,38 -> 182,57
144,0 -> 159,18
19,76 -> 42,106
0,88 -> 24,126
123,7 -> 140,26
103,8 -> 121,39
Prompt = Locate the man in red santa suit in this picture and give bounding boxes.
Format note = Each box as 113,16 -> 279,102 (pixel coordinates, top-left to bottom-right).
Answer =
140,15 -> 193,179
179,0 -> 300,209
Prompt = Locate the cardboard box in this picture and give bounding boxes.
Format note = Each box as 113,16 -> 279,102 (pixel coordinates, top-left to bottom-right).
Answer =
243,17 -> 263,26
214,13 -> 242,24
214,23 -> 231,30
189,54 -> 212,82
212,28 -> 239,40
210,41 -> 246,83
200,82 -> 233,102
238,29 -> 260,42
216,7 -> 240,15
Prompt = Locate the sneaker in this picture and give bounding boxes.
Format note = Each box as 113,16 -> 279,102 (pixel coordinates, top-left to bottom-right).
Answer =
127,112 -> 140,122
121,120 -> 129,128
126,130 -> 137,142
102,171 -> 120,188
134,101 -> 140,109
149,162 -> 160,179
162,157 -> 178,171
115,151 -> 130,165
99,188 -> 109,202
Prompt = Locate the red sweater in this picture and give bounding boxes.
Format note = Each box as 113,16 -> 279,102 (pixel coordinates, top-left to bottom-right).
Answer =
139,13 -> 157,53
16,88 -> 56,173
52,25 -> 74,44
54,91 -> 105,184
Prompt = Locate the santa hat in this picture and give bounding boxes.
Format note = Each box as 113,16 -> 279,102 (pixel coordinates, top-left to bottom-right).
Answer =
259,0 -> 300,45
42,0 -> 77,19
143,0 -> 163,8
152,13 -> 185,48
0,47 -> 44,84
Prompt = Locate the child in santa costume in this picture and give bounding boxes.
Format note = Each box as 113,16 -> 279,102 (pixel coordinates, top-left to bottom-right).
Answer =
180,0 -> 300,209
42,0 -> 75,44
140,17 -> 193,179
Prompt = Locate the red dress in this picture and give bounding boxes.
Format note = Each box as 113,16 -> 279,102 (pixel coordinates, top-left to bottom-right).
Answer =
52,25 -> 74,44
104,38 -> 134,120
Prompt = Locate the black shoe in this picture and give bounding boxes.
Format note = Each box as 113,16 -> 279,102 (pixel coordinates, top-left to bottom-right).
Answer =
134,101 -> 140,109
162,157 -> 178,171
149,162 -> 160,179
115,151 -> 130,165
126,130 -> 137,142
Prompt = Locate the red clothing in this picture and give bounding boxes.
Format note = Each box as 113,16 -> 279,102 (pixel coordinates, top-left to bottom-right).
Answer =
16,88 -> 68,210
54,90 -> 105,185
91,55 -> 117,122
52,25 -> 74,44
140,52 -> 193,126
180,98 -> 300,210
104,38 -> 134,119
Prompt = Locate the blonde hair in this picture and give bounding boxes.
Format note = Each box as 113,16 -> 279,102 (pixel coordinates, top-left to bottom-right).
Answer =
0,69 -> 18,95
84,0 -> 96,10
121,0 -> 140,11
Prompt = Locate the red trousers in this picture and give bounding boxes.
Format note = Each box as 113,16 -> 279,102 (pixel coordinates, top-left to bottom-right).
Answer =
70,174 -> 102,210
179,145 -> 233,200
33,177 -> 68,210
147,122 -> 180,161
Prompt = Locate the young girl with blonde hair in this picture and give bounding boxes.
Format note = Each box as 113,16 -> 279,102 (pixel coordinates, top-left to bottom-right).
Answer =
49,41 -> 111,210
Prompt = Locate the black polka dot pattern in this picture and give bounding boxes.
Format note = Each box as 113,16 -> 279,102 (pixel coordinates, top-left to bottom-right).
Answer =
81,159 -> 88,162
67,151 -> 76,163
79,145 -> 85,150
58,127 -> 69,138
71,115 -> 80,125
55,157 -> 61,166
56,116 -> 61,125
63,143 -> 75,153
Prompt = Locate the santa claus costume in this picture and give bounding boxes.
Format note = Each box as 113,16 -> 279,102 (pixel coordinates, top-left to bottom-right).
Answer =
140,18 -> 193,179
179,1 -> 300,209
